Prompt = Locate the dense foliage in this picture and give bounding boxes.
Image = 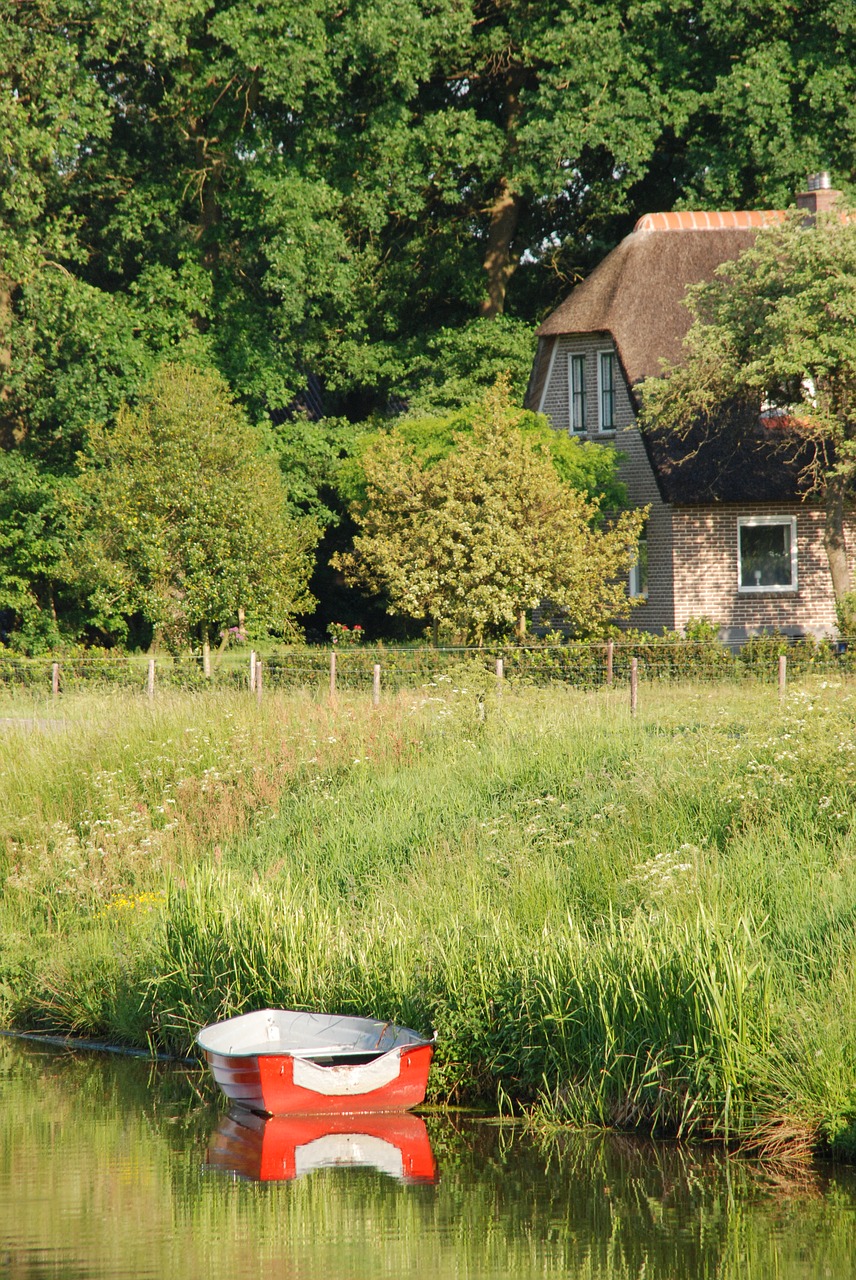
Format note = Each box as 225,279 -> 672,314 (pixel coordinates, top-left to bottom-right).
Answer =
70,365 -> 319,649
334,387 -> 645,642
337,391 -> 628,510
4,0 -> 854,431
2,1 -> 855,644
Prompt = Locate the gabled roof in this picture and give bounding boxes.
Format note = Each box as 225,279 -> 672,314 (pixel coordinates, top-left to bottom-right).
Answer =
536,211 -> 784,386
529,208 -> 818,505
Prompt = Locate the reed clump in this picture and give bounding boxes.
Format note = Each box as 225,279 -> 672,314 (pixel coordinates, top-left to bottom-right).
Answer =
148,875 -> 780,1144
1,678 -> 855,1156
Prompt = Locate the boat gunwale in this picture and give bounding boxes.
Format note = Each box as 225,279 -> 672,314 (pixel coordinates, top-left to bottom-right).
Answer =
195,1009 -> 432,1061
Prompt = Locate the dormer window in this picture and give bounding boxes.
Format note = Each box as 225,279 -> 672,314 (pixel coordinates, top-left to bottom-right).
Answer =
568,354 -> 587,432
598,351 -> 616,431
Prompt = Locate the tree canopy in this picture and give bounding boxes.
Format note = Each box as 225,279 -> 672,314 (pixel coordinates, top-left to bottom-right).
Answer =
334,387 -> 645,642
70,365 -> 319,650
338,390 -> 627,510
3,0 -> 855,441
640,211 -> 856,610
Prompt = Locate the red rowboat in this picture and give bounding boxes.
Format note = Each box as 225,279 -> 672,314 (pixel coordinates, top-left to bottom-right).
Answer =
206,1108 -> 438,1183
196,1009 -> 434,1115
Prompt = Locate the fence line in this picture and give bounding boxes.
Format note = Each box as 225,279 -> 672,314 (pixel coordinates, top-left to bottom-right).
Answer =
0,637 -> 852,700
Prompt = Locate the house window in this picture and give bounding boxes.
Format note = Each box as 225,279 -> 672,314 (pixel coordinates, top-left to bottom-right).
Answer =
598,351 -> 616,431
737,517 -> 797,591
568,354 -> 587,432
629,522 -> 648,599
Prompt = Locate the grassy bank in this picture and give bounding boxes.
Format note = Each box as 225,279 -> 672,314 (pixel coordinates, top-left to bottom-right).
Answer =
1,677 -> 855,1156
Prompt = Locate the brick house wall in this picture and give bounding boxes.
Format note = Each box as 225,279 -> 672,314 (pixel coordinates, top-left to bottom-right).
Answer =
672,503 -> 849,639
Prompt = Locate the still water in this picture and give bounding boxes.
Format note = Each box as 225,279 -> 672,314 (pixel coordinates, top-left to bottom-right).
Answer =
2,1036 -> 856,1280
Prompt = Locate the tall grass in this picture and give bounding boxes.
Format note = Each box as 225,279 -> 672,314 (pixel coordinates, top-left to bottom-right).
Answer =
2,677 -> 856,1154
148,876 -> 776,1141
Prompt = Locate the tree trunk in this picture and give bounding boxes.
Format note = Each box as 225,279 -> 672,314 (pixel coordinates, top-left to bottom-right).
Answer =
0,276 -> 11,380
515,609 -> 526,643
187,71 -> 257,312
479,180 -> 523,318
190,122 -> 223,295
0,273 -> 15,448
478,72 -> 524,319
823,473 -> 851,601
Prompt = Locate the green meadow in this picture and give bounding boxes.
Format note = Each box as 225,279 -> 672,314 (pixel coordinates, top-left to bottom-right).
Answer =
1,675 -> 855,1156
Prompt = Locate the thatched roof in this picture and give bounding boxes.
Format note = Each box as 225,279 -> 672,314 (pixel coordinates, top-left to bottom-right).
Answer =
536,210 -> 783,385
529,209 -> 816,504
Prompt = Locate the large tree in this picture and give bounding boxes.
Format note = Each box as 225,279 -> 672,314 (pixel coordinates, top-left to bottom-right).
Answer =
640,210 -> 856,609
334,386 -> 645,643
70,364 -> 319,649
5,0 -> 856,442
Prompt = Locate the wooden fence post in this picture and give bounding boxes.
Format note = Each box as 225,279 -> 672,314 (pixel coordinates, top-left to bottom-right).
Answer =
373,662 -> 381,708
256,657 -> 263,706
202,640 -> 211,678
630,656 -> 638,716
606,640 -> 614,687
329,650 -> 337,700
778,653 -> 787,697
495,657 -> 504,693
147,658 -> 155,701
249,650 -> 257,693
51,662 -> 59,699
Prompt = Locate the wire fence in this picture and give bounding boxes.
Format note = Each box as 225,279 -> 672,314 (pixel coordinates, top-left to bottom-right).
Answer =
0,637 -> 853,701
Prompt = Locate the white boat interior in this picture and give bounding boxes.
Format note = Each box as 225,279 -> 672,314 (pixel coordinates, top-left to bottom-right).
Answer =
197,1009 -> 430,1062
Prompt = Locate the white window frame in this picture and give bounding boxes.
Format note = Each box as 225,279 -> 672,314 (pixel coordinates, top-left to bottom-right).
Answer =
629,522 -> 648,599
567,353 -> 587,433
597,349 -> 616,432
737,516 -> 798,592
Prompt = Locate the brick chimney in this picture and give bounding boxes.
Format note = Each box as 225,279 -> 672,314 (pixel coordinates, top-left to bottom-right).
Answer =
796,171 -> 841,213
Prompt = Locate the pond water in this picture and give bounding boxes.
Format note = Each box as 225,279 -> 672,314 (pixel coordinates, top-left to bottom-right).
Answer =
2,1036 -> 856,1280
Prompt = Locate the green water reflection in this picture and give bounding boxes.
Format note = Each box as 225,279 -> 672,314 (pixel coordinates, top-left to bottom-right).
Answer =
2,1036 -> 856,1279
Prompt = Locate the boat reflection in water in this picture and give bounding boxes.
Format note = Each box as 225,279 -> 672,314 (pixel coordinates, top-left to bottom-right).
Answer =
206,1108 -> 438,1184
